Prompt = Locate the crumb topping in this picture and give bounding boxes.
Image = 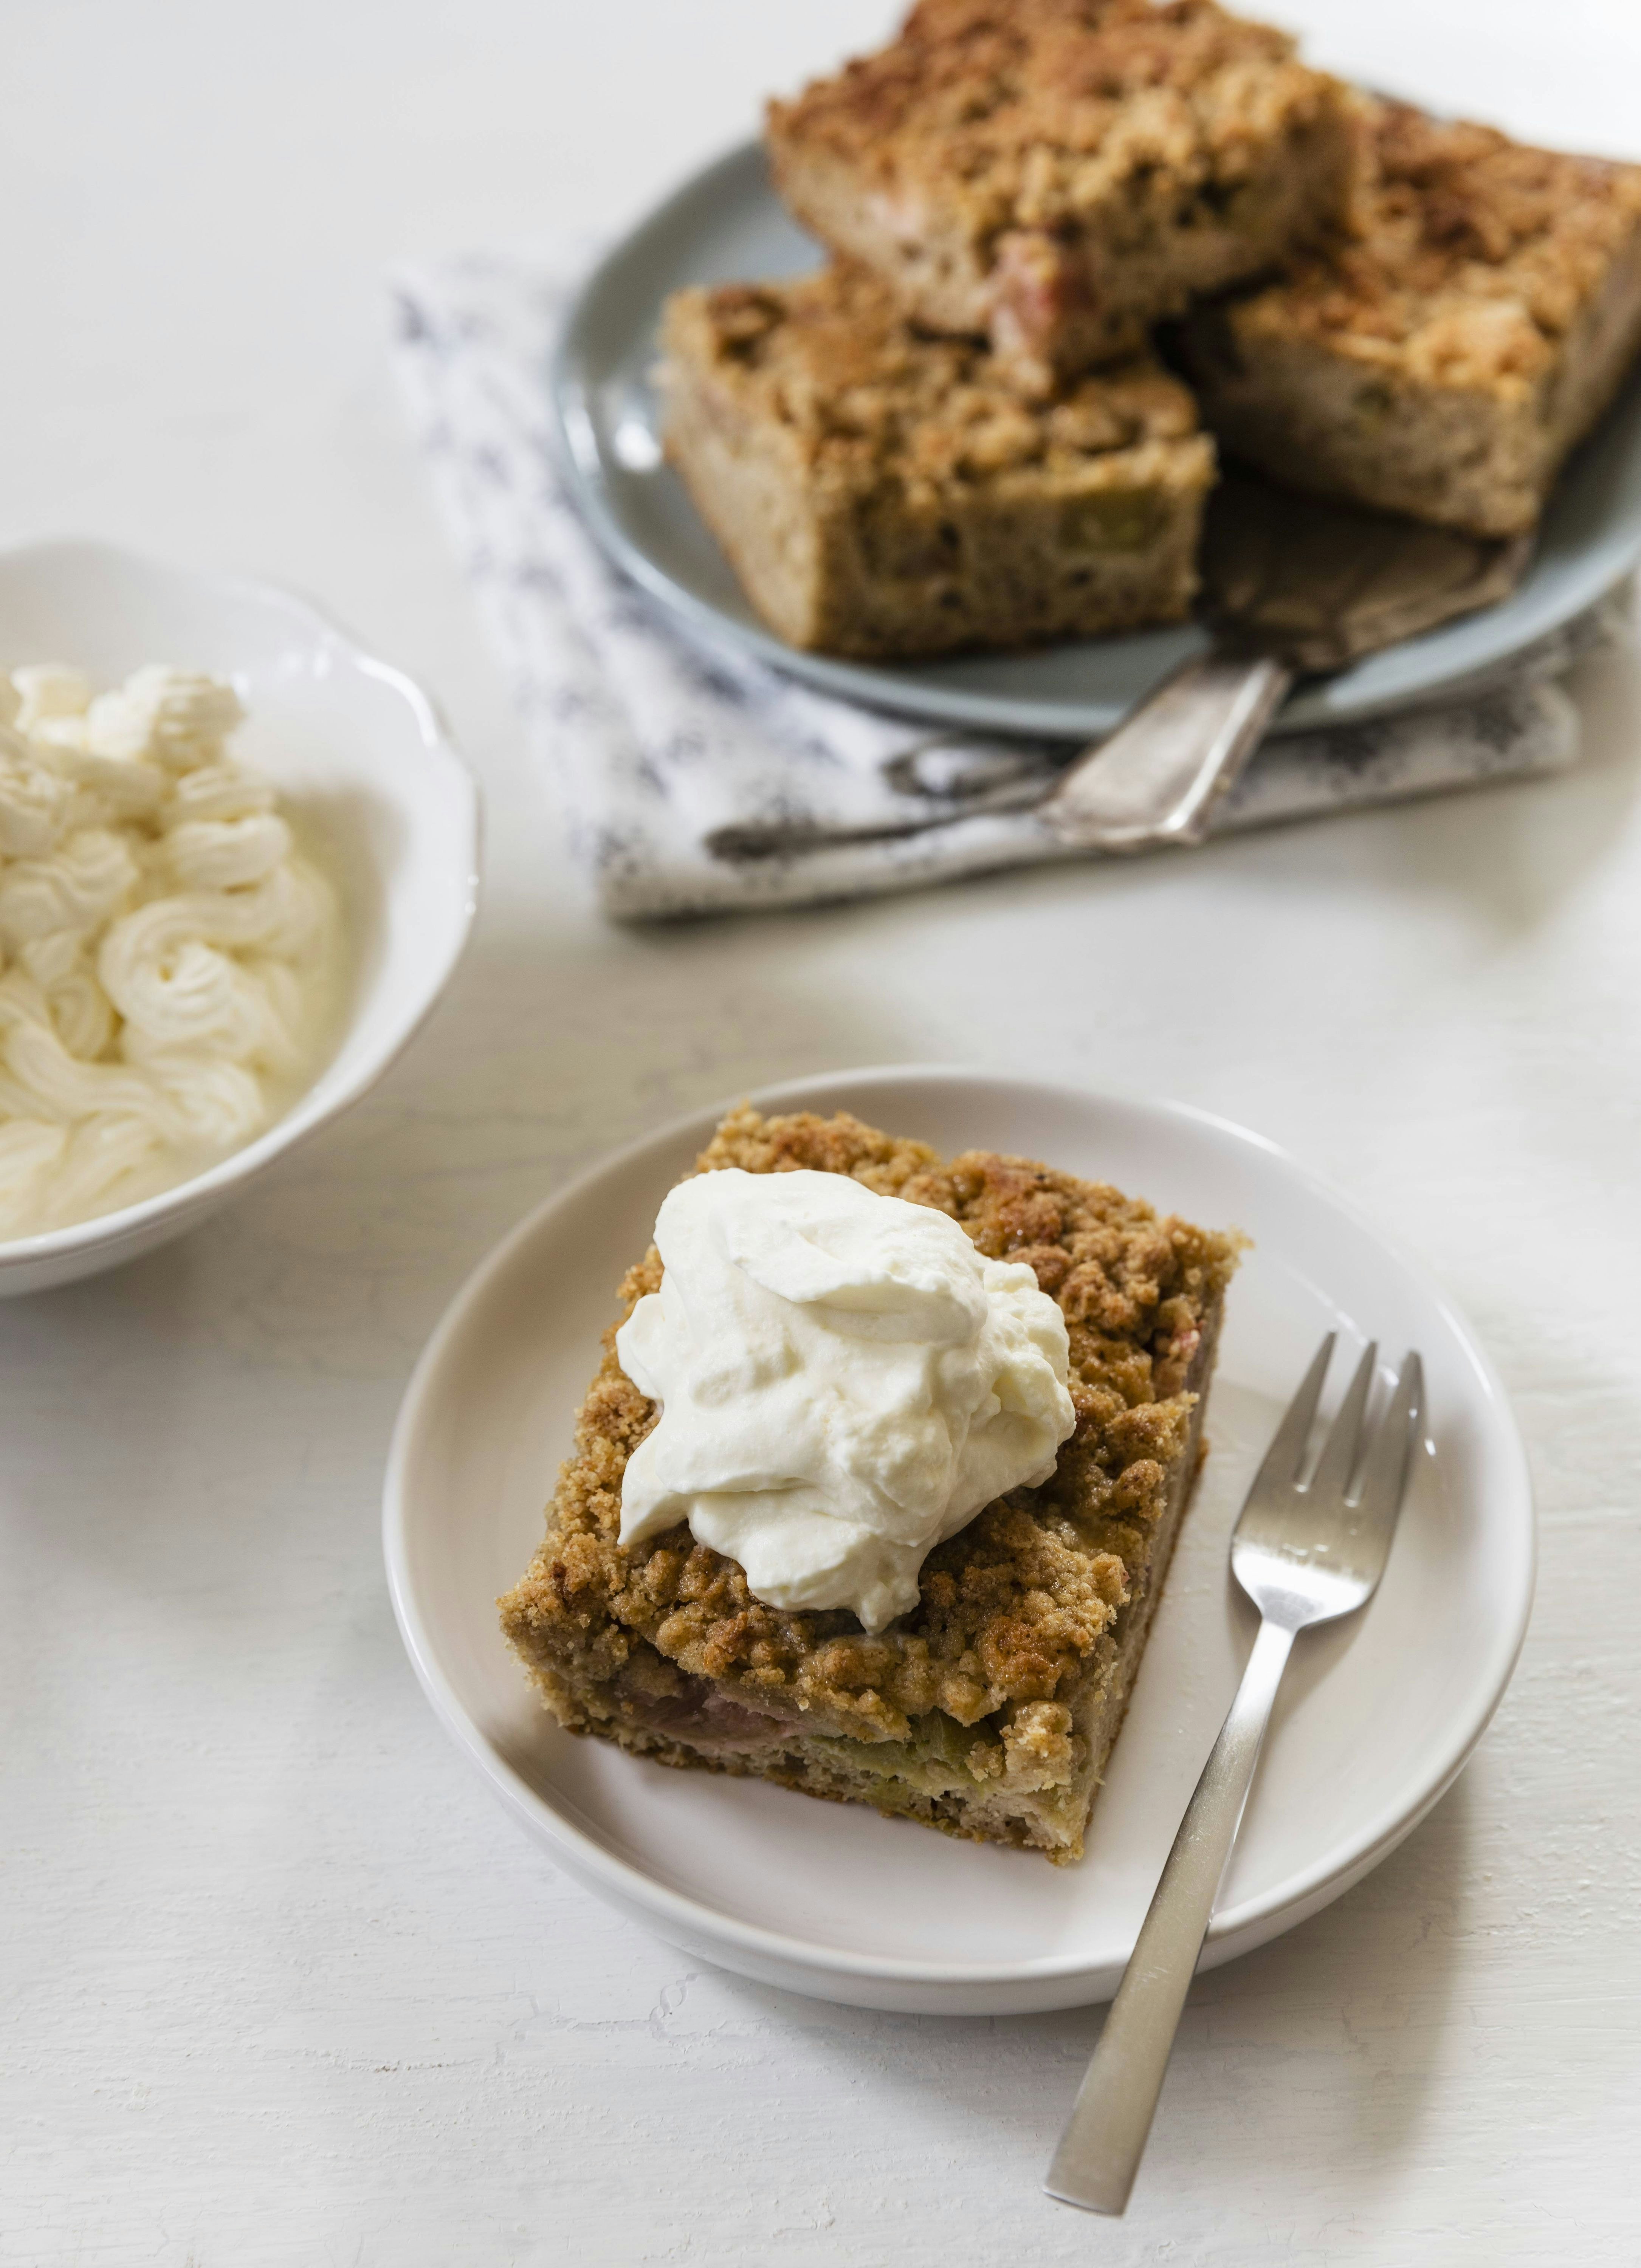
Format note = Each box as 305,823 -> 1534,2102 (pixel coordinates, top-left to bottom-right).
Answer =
767,0 -> 1342,232
1232,97 -> 1641,395
663,265 -> 1208,496
501,1107 -> 1239,1745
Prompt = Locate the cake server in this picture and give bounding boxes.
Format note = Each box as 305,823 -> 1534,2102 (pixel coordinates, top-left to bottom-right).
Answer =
1044,1333 -> 1425,2216
1035,472 -> 1531,850
708,476 -> 1531,861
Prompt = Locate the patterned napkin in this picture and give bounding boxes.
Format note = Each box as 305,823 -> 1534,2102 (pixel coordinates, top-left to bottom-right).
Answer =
390,249 -> 1597,921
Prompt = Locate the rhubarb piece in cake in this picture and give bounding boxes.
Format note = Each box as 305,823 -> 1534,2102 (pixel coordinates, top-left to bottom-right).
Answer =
499,1105 -> 1239,1865
765,0 -> 1353,393
1180,98 -> 1641,536
657,264 -> 1215,659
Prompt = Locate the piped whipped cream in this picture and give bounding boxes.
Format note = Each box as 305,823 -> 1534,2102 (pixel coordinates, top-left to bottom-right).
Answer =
0,662 -> 341,1238
615,1168 -> 1077,1633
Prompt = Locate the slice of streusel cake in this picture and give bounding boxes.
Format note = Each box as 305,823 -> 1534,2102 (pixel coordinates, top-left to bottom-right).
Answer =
499,1106 -> 1238,1865
766,0 -> 1353,393
1181,97 -> 1641,536
658,264 -> 1215,660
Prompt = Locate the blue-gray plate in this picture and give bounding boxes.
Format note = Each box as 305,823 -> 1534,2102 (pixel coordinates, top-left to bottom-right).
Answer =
552,139 -> 1641,740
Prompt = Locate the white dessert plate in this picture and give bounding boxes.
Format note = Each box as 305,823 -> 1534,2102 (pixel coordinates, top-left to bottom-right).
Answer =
553,139 -> 1641,741
0,539 -> 479,1296
384,1067 -> 1533,2016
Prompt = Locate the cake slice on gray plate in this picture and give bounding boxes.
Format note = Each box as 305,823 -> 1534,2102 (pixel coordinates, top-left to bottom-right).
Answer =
658,263 -> 1216,659
765,0 -> 1353,394
1180,96 -> 1641,536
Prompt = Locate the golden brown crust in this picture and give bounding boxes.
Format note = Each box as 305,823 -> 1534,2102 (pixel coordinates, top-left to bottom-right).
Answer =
768,0 -> 1338,236
499,1106 -> 1240,1744
1232,96 -> 1641,397
662,266 -> 1209,498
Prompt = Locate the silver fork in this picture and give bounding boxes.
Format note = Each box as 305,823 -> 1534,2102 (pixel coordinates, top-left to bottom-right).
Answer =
1045,1333 -> 1425,2216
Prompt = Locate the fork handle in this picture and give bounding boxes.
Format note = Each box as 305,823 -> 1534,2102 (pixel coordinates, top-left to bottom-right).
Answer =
1046,1616 -> 1297,2215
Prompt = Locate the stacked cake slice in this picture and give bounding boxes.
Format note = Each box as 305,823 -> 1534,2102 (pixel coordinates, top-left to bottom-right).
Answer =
663,0 -> 1351,658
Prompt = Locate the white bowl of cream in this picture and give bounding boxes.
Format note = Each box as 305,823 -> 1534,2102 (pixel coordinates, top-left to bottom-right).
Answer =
0,539 -> 477,1295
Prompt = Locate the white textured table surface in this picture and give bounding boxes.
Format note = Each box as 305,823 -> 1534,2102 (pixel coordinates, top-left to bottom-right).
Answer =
5,3 -> 1641,2261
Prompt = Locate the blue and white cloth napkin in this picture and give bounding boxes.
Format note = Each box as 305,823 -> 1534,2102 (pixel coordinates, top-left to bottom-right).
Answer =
391,249 -> 1599,921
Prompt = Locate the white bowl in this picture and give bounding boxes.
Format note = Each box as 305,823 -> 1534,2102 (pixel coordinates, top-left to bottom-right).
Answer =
0,539 -> 479,1295
384,1069 -> 1533,2016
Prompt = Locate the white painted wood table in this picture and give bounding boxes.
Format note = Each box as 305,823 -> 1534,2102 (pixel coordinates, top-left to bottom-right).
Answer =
4,2 -> 1639,2260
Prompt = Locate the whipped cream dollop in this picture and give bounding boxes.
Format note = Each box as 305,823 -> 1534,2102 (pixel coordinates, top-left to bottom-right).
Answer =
615,1168 -> 1077,1633
0,662 -> 341,1238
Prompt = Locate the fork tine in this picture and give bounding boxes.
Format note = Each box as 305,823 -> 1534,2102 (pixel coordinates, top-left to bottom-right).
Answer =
1306,1340 -> 1379,1502
1245,1332 -> 1335,1500
1350,1351 -> 1424,1542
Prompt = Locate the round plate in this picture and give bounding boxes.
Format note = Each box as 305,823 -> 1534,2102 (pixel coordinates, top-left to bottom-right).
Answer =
553,139 -> 1641,741
383,1068 -> 1533,2015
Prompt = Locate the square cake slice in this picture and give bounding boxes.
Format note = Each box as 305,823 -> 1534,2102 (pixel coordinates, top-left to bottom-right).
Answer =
658,264 -> 1216,659
1180,98 -> 1641,535
765,0 -> 1352,393
499,1106 -> 1239,1865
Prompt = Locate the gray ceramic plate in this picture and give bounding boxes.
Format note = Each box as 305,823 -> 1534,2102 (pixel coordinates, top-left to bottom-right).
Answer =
553,139 -> 1641,740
